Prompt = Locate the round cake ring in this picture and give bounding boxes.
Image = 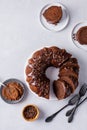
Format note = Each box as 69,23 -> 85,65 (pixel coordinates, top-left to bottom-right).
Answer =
24,53 -> 58,101
24,47 -> 79,100
72,22 -> 87,51
40,2 -> 70,32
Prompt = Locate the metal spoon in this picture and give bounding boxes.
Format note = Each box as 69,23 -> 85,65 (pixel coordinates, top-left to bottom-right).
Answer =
66,96 -> 87,116
45,94 -> 79,122
0,82 -> 6,94
68,83 -> 87,123
0,82 -> 6,87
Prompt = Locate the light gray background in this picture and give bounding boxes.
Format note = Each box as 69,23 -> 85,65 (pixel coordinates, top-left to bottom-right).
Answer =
0,0 -> 87,130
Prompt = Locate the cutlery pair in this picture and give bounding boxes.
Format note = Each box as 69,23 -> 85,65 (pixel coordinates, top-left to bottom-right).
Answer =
45,83 -> 87,123
67,83 -> 87,123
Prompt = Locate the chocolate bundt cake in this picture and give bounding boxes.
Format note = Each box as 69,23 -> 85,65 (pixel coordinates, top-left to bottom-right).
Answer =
25,46 -> 79,100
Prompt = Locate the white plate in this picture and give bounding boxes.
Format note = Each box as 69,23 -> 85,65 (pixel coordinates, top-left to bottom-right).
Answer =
24,52 -> 59,100
72,22 -> 87,51
40,2 -> 70,32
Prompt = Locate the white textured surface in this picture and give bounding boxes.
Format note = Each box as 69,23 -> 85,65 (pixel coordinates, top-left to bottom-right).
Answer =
0,0 -> 87,130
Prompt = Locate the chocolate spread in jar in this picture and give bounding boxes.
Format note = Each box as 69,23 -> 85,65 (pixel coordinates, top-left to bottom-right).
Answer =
2,82 -> 23,101
43,6 -> 62,25
23,105 -> 38,120
76,26 -> 87,45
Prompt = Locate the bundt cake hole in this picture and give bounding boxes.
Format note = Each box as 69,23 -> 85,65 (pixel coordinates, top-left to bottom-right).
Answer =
46,67 -> 59,81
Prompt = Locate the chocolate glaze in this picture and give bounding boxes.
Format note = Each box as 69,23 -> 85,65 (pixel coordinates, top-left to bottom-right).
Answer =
25,46 -> 79,100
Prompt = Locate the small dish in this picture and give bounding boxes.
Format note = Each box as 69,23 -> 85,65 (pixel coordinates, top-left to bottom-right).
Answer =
0,78 -> 25,104
40,2 -> 69,32
22,104 -> 39,121
72,22 -> 87,51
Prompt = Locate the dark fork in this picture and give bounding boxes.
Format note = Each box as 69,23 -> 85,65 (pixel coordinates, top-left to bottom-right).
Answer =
45,94 -> 79,122
68,83 -> 87,123
66,96 -> 87,116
